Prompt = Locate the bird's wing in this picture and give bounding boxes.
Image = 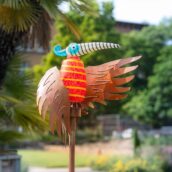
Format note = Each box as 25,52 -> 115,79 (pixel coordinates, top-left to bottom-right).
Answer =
36,67 -> 70,137
83,56 -> 142,109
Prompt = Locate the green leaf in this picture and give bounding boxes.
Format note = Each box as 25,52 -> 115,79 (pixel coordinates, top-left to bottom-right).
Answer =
0,3 -> 40,32
0,0 -> 29,9
56,7 -> 81,40
0,130 -> 25,144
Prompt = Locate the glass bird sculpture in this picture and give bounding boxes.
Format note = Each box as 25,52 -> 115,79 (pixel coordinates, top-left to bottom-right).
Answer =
36,42 -> 142,172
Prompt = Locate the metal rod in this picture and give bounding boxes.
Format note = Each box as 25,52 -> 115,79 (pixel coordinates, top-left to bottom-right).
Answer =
69,117 -> 76,172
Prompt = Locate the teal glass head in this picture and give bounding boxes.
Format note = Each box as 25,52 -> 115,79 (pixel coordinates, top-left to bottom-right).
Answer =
54,42 -> 120,57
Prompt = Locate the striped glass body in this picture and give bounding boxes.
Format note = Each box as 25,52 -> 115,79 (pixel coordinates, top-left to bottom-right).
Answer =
75,42 -> 120,56
60,56 -> 86,102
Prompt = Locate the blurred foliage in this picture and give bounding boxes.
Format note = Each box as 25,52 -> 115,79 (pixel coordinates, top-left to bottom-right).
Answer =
91,155 -> 170,172
143,136 -> 172,146
76,126 -> 103,143
24,126 -> 103,144
124,45 -> 172,127
121,23 -> 170,91
132,129 -> 141,157
120,19 -> 172,127
0,130 -> 25,145
92,155 -> 110,171
0,56 -> 48,146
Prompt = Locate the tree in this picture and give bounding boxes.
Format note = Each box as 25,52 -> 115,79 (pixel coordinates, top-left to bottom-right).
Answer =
34,1 -> 123,117
0,0 -> 93,86
121,24 -> 169,91
0,56 -> 47,146
121,20 -> 172,127
124,46 -> 172,127
132,129 -> 141,157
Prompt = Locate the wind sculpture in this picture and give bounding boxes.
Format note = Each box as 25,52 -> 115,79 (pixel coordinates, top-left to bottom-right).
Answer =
37,42 -> 141,172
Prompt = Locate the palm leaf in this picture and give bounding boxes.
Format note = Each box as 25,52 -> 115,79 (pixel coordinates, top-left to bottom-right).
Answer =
40,0 -> 81,39
0,0 -> 94,47
70,0 -> 95,13
0,94 -> 48,132
2,55 -> 35,100
56,7 -> 81,39
23,10 -> 52,51
12,103 -> 48,132
0,93 -> 20,104
0,0 -> 28,9
0,55 -> 48,133
0,3 -> 40,32
0,130 -> 25,144
40,0 -> 95,40
40,0 -> 60,17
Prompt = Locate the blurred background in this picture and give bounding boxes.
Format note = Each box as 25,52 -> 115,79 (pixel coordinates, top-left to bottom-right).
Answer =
0,0 -> 172,172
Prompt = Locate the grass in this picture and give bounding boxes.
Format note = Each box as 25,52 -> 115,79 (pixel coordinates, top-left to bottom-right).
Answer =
19,149 -> 98,168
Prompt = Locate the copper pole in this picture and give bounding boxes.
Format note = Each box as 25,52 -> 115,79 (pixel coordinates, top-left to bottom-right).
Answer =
69,117 -> 76,172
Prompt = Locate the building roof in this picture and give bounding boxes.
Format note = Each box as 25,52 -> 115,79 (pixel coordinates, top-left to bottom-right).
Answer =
115,20 -> 149,33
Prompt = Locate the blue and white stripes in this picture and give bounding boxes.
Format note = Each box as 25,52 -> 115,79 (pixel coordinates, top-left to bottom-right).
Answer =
76,42 -> 120,56
54,42 -> 120,57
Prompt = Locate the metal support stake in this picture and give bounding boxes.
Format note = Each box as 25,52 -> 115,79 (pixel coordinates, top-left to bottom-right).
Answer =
69,117 -> 76,172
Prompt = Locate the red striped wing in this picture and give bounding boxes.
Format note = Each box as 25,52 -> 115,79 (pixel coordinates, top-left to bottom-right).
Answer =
36,67 -> 70,136
83,56 -> 142,108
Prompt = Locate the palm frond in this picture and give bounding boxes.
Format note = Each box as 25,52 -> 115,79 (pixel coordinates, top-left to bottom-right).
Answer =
0,93 -> 20,104
39,0 -> 81,39
3,71 -> 35,100
2,55 -> 35,100
40,0 -> 60,17
0,94 -> 48,132
12,103 -> 48,132
0,0 -> 29,9
56,7 -> 81,39
0,129 -> 25,144
0,0 -> 94,47
23,10 -> 52,51
0,54 -> 48,133
70,0 -> 95,13
0,2 -> 40,32
40,0 -> 95,40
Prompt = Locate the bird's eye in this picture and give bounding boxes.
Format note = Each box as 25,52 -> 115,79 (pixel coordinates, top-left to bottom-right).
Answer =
72,46 -> 75,49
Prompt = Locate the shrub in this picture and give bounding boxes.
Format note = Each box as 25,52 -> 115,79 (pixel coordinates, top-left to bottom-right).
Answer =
76,127 -> 103,144
91,156 -> 169,172
91,155 -> 111,171
111,160 -> 125,172
123,159 -> 148,172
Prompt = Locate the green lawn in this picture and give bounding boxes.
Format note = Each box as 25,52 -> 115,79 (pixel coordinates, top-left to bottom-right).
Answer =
19,149 -> 97,168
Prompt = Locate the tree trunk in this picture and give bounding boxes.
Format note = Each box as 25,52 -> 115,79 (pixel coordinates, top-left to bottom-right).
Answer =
0,29 -> 22,86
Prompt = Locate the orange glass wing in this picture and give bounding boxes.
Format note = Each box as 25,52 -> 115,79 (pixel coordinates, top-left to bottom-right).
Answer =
36,67 -> 70,136
83,56 -> 142,108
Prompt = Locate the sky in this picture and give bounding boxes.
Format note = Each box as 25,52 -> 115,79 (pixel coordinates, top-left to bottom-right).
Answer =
99,0 -> 172,24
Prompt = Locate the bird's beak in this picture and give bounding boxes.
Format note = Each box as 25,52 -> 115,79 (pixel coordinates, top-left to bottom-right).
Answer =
76,42 -> 120,56
54,45 -> 67,57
